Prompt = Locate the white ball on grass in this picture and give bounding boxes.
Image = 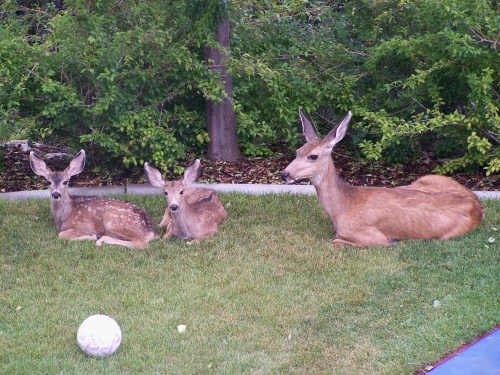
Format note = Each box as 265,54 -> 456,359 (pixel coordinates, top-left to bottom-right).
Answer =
77,314 -> 122,357
177,324 -> 187,333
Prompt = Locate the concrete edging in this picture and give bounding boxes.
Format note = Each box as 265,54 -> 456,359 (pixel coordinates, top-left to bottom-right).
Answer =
0,183 -> 498,201
473,191 -> 500,200
0,186 -> 126,201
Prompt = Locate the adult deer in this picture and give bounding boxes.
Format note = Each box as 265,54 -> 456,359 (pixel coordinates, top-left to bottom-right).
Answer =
144,159 -> 227,243
281,108 -> 484,247
30,150 -> 158,249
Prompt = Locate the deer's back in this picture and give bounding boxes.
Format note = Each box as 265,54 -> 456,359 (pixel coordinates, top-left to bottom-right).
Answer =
331,177 -> 484,242
184,188 -> 227,217
172,188 -> 227,240
400,174 -> 484,224
62,196 -> 156,233
407,175 -> 478,196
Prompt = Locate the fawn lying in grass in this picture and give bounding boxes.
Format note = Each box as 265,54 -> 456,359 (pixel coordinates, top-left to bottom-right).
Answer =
144,159 -> 227,243
30,150 -> 158,249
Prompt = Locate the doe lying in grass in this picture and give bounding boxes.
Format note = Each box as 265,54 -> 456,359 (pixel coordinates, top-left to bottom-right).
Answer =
30,150 -> 158,249
281,108 -> 484,247
144,159 -> 227,243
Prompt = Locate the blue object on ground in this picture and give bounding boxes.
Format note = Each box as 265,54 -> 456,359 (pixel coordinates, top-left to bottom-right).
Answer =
428,327 -> 500,375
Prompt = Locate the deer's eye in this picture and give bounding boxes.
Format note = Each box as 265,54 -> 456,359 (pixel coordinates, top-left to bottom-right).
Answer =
63,181 -> 68,185
164,191 -> 168,196
180,190 -> 184,195
308,155 -> 318,161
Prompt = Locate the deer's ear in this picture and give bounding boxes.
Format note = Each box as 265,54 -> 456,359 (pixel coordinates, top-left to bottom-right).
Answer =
182,159 -> 202,185
299,107 -> 320,142
324,111 -> 351,148
144,162 -> 166,189
66,150 -> 86,177
30,152 -> 52,178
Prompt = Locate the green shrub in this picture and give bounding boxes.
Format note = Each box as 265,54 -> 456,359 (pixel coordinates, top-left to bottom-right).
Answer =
1,0 -> 498,175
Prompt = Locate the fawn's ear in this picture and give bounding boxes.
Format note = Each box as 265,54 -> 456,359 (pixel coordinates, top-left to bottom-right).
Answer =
144,162 -> 166,189
30,152 -> 52,179
323,111 -> 351,149
182,159 -> 202,185
66,150 -> 86,177
299,107 -> 320,142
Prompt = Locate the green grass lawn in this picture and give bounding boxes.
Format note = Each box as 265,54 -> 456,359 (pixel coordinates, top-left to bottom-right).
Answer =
1,194 -> 499,374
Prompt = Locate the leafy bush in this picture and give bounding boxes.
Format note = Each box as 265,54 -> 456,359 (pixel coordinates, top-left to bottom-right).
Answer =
230,0 -> 500,174
1,0 -> 499,175
0,0 -> 222,173
346,0 -> 500,174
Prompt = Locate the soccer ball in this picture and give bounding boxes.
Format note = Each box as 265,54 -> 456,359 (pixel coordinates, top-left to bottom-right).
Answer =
77,314 -> 122,357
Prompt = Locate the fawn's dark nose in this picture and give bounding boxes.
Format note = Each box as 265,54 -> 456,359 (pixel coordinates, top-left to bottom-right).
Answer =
52,192 -> 61,199
281,172 -> 289,181
170,204 -> 179,212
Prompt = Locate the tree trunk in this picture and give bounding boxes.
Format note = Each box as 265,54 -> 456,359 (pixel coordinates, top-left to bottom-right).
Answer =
204,14 -> 243,161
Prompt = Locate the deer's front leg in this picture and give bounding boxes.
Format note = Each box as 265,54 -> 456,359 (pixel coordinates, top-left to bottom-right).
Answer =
162,219 -> 174,239
58,229 -> 98,241
333,238 -> 358,247
159,208 -> 171,227
333,231 -> 391,247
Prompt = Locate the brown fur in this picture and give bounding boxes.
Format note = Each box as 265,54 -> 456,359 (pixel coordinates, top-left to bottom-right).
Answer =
144,159 -> 227,243
30,150 -> 158,249
281,108 -> 484,247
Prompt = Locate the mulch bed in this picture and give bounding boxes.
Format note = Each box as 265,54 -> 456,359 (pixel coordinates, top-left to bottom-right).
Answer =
1,142 -> 499,193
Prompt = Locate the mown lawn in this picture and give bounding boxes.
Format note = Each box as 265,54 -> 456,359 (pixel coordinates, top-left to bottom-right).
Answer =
1,194 -> 499,374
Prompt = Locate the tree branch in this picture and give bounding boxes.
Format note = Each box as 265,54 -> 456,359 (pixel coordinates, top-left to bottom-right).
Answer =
483,130 -> 500,145
491,88 -> 500,101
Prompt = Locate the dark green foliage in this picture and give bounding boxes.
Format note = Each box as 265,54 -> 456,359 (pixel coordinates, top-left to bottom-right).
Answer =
1,0 -> 499,174
345,0 -> 500,175
229,0 -> 499,173
0,0 -> 223,173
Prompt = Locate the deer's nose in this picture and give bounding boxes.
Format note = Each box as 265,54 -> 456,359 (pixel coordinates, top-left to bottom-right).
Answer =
281,172 -> 289,181
170,204 -> 179,212
52,193 -> 61,199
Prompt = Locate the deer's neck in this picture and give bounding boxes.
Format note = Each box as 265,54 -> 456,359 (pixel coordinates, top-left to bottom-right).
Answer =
311,161 -> 352,229
170,207 -> 192,239
50,194 -> 74,231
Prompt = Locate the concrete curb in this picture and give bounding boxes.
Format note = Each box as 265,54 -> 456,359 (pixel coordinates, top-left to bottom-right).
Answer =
0,183 -> 498,201
474,191 -> 500,200
126,183 -> 318,196
0,186 -> 126,200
